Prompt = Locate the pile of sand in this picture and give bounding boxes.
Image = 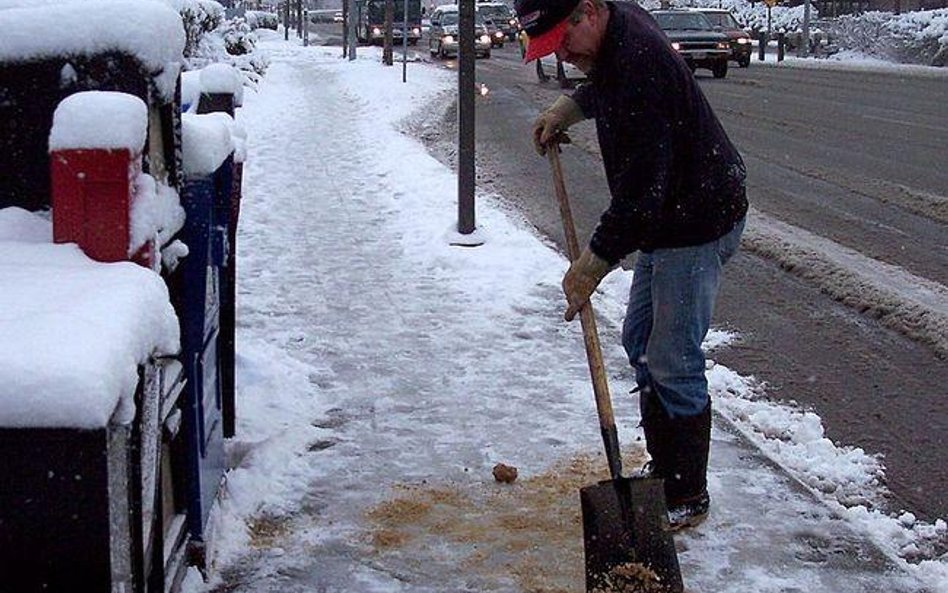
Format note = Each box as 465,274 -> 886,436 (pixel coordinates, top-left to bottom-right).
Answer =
366,448 -> 650,593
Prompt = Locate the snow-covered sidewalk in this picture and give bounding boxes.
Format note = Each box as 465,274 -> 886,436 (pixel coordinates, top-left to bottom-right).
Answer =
191,32 -> 947,593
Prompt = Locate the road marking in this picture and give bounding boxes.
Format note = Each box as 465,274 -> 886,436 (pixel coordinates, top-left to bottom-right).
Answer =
861,113 -> 948,134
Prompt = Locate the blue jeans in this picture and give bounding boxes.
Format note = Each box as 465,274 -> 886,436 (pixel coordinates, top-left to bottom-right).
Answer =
622,218 -> 745,418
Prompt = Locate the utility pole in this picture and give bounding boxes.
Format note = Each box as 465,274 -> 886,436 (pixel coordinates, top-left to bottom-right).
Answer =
457,0 -> 476,237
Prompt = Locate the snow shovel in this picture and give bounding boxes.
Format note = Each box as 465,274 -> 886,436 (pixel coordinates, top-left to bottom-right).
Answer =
546,136 -> 684,593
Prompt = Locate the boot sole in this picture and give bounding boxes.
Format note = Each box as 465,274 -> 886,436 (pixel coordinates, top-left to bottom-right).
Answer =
667,510 -> 708,532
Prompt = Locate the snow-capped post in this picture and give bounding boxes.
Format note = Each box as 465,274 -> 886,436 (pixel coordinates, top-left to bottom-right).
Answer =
49,91 -> 157,269
799,0 -> 812,58
778,32 -> 785,61
304,9 -> 310,46
198,63 -> 242,117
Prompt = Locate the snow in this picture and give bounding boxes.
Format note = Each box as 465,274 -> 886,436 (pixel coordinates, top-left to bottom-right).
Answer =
0,0 -> 185,99
48,91 -> 148,152
0,3 -> 945,589
182,32 -> 947,593
0,209 -> 180,428
0,207 -> 51,243
200,62 -> 245,105
47,90 -> 186,259
181,69 -> 203,113
181,112 -> 236,176
130,173 -> 186,256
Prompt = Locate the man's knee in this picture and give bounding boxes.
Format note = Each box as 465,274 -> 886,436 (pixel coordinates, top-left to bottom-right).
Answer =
644,343 -> 709,416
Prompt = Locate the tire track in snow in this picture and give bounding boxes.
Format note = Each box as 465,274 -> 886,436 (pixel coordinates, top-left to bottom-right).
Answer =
743,207 -> 948,358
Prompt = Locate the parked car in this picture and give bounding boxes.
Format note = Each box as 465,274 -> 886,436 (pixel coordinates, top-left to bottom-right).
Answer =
651,9 -> 730,78
694,8 -> 752,67
428,5 -> 492,59
476,1 -> 518,40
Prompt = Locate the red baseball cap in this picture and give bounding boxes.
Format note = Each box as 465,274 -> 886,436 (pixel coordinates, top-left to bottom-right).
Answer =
516,0 -> 581,62
523,19 -> 570,62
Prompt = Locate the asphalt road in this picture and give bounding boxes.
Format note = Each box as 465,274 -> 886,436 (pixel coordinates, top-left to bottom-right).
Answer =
461,45 -> 948,523
306,25 -> 948,522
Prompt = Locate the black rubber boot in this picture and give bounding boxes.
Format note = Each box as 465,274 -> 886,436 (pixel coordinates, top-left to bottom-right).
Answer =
664,402 -> 712,530
638,386 -> 675,480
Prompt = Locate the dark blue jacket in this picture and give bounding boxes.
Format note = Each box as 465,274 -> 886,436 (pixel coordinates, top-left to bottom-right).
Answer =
571,1 -> 747,264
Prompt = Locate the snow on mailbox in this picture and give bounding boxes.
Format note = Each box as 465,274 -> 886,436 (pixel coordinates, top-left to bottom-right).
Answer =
49,90 -> 184,270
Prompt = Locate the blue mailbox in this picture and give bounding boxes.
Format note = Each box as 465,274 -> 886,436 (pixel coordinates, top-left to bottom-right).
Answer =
168,155 -> 233,555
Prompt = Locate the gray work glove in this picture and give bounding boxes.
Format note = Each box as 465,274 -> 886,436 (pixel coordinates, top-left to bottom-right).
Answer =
563,247 -> 613,321
532,95 -> 584,156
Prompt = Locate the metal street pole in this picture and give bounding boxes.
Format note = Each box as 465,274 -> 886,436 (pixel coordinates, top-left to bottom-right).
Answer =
348,0 -> 358,60
457,0 -> 475,235
383,0 -> 394,65
402,0 -> 409,82
342,0 -> 348,57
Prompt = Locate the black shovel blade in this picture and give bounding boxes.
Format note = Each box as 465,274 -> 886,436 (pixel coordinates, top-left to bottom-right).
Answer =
580,477 -> 683,592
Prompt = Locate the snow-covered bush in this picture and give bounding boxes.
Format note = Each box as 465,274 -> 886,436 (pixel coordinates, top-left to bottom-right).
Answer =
245,10 -> 279,31
221,17 -> 256,55
164,0 -> 225,57
833,9 -> 948,66
164,0 -> 270,82
637,0 -> 819,36
636,0 -> 947,66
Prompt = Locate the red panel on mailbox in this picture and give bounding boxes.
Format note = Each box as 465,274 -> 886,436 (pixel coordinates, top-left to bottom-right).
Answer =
50,148 -> 137,263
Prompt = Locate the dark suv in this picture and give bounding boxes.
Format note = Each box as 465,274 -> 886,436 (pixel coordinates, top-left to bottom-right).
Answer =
476,1 -> 518,40
651,10 -> 730,78
695,8 -> 752,68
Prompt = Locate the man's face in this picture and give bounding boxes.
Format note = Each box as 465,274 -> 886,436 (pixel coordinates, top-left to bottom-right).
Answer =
554,1 -> 600,73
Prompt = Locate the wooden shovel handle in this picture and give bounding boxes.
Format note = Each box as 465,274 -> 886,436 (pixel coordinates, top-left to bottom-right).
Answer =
547,140 -> 623,480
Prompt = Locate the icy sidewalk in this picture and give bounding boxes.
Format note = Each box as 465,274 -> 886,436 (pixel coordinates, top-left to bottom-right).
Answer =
193,37 -> 942,593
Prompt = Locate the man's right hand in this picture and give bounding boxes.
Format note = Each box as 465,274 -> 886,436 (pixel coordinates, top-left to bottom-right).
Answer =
531,95 -> 584,156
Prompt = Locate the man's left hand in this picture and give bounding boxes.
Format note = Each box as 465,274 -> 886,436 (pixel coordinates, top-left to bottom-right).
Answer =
562,248 -> 613,321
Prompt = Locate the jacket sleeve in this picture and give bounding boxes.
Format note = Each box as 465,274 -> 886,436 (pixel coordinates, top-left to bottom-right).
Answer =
589,87 -> 674,264
570,82 -> 598,119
